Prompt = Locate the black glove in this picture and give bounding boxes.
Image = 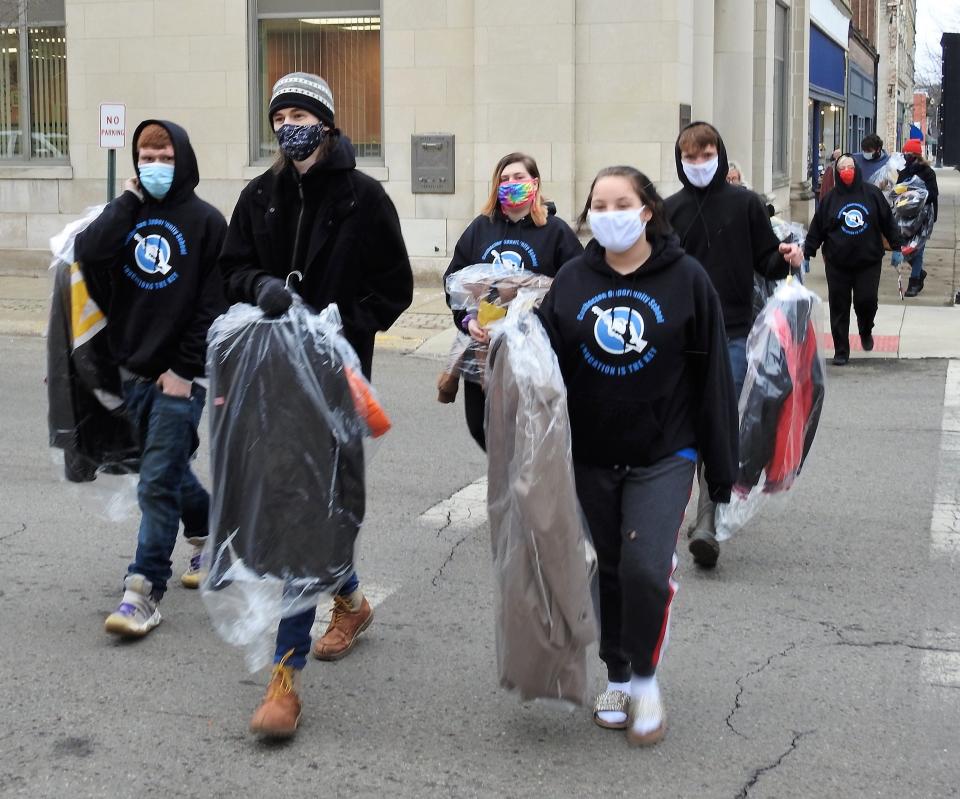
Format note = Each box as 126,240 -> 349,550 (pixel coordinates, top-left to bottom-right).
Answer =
255,276 -> 292,317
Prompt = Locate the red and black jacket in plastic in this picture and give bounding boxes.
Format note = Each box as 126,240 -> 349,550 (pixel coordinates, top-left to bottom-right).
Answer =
735,293 -> 825,492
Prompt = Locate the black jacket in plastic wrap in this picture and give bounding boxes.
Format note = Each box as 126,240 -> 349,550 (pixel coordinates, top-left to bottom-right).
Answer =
205,302 -> 365,591
47,258 -> 141,481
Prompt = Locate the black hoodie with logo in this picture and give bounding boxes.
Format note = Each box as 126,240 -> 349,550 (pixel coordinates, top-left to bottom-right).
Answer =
218,133 -> 413,377
74,120 -> 227,381
665,121 -> 791,338
444,205 -> 583,329
803,155 -> 900,269
536,234 -> 738,502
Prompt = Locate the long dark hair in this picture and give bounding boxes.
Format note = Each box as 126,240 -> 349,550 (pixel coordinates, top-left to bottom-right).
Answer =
576,166 -> 672,239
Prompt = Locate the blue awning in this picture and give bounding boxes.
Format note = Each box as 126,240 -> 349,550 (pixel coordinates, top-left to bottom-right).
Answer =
810,25 -> 846,99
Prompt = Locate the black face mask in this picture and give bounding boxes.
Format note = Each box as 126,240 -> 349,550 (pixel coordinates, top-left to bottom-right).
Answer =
904,154 -> 918,166
275,123 -> 325,162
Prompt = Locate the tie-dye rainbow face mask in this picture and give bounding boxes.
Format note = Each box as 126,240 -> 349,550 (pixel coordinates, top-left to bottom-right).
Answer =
497,180 -> 537,210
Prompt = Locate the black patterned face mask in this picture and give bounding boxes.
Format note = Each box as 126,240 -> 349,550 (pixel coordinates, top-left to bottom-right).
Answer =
275,123 -> 325,161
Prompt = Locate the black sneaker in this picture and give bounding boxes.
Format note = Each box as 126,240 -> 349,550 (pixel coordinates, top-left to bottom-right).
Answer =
688,529 -> 720,568
832,353 -> 849,366
860,334 -> 874,351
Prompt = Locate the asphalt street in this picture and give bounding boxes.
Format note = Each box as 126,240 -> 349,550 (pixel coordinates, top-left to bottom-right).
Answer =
1,336 -> 958,798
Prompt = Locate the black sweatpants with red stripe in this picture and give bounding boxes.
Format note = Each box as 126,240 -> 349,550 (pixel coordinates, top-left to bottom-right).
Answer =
574,456 -> 695,681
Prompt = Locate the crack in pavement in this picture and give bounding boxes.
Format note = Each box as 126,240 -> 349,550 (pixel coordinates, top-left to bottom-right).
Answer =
833,639 -> 960,654
0,522 -> 26,543
736,730 -> 812,799
726,642 -> 798,737
435,509 -> 453,538
431,525 -> 473,588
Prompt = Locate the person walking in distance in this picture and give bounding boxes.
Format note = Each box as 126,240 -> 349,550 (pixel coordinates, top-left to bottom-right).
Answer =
803,154 -> 902,365
897,138 -> 939,298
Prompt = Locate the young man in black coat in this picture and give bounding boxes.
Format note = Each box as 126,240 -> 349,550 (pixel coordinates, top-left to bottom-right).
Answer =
803,154 -> 902,365
74,120 -> 228,637
665,121 -> 803,569
218,73 -> 414,738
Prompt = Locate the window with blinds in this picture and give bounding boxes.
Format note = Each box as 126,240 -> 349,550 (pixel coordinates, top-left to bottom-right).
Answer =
251,1 -> 382,162
0,1 -> 68,161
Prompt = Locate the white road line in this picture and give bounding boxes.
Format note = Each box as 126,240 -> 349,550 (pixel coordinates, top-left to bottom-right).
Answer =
419,476 -> 488,529
930,360 -> 960,559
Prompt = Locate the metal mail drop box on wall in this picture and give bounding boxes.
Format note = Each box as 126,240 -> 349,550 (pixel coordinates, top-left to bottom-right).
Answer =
411,133 -> 455,194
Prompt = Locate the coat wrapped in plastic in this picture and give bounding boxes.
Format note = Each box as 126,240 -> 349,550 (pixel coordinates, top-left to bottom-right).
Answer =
485,298 -> 597,704
437,263 -> 553,401
46,205 -> 141,482
867,152 -> 906,193
202,300 -> 385,670
887,175 -> 935,257
717,279 -> 826,539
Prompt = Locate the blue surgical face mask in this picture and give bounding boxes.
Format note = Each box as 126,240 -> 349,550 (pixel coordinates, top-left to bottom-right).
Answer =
139,162 -> 175,200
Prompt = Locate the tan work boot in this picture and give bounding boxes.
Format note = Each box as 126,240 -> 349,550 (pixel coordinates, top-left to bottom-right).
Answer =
250,651 -> 302,739
312,593 -> 373,661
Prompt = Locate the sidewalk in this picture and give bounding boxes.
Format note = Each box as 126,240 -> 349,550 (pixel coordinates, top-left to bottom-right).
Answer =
3,168 -> 959,358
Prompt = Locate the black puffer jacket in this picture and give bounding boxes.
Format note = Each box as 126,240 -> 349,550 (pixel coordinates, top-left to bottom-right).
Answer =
665,121 -> 791,338
218,134 -> 413,377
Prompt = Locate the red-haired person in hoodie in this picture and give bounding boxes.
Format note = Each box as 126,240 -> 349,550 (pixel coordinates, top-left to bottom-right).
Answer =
803,153 -> 902,366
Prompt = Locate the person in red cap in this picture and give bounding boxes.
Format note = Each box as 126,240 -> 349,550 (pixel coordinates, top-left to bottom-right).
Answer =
897,138 -> 939,297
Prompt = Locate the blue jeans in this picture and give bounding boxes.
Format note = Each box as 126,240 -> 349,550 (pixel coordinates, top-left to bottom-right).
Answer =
123,379 -> 208,597
274,571 -> 360,668
909,245 -> 925,279
727,337 -> 748,399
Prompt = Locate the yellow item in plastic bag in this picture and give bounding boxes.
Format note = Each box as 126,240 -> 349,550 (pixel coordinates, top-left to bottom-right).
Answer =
894,184 -> 909,195
478,300 -> 507,327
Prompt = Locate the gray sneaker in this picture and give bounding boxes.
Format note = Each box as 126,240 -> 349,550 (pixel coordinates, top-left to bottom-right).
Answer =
688,529 -> 720,569
104,574 -> 162,637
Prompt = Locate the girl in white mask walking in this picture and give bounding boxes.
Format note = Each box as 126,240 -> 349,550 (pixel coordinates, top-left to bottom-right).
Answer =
536,166 -> 738,746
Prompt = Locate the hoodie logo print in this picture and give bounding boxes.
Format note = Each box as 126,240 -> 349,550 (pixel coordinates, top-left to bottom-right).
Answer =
838,203 -> 869,236
482,239 -> 540,269
576,289 -> 664,376
122,218 -> 189,290
592,306 -> 648,355
133,234 -> 172,275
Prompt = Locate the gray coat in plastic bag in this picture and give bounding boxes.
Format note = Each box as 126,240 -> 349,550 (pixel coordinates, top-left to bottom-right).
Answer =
485,301 -> 597,704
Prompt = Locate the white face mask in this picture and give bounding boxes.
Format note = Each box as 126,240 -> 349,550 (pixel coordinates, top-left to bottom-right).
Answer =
682,156 -> 719,188
588,208 -> 648,253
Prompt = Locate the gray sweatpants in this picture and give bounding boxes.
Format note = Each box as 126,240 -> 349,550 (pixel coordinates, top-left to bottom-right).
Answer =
574,455 -> 695,681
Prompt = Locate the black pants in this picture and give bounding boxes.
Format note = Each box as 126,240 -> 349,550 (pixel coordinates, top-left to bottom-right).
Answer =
463,379 -> 486,451
824,261 -> 882,357
574,456 -> 695,681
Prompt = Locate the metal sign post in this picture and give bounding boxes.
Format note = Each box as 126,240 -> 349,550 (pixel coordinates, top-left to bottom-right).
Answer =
99,103 -> 126,202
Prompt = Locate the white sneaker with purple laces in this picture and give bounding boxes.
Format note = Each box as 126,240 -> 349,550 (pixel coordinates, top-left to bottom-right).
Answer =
104,574 -> 161,637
